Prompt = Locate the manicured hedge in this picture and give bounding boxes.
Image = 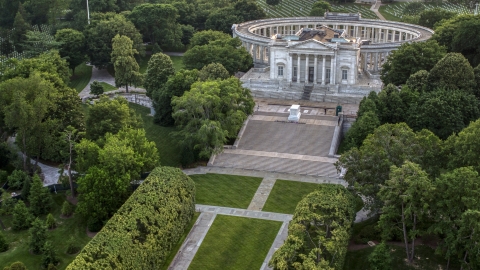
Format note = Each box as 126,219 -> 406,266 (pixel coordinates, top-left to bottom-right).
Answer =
269,185 -> 355,270
67,166 -> 196,269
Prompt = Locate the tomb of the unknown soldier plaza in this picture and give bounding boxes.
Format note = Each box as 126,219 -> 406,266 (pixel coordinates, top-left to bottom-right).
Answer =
233,13 -> 434,100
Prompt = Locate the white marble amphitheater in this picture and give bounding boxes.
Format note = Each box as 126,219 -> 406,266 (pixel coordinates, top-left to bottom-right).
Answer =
233,13 -> 434,100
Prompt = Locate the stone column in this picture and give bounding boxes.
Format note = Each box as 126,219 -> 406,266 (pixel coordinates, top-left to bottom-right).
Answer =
313,55 -> 318,84
305,54 -> 309,82
330,55 -> 334,84
374,52 -> 379,71
322,56 -> 326,85
288,54 -> 292,82
297,53 -> 301,82
363,53 -> 367,71
384,30 -> 388,42
332,53 -> 336,85
252,44 -> 257,63
391,30 -> 395,42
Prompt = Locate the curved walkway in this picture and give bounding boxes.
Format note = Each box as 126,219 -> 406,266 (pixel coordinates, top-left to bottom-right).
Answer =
371,0 -> 386,20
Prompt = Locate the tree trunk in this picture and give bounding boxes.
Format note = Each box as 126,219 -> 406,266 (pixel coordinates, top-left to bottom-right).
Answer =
401,203 -> 411,264
126,84 -> 129,93
410,213 -> 417,264
68,141 -> 74,197
446,257 -> 450,270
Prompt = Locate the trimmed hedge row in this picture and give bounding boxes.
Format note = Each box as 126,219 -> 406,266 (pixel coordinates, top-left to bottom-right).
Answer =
269,185 -> 355,270
67,166 -> 196,269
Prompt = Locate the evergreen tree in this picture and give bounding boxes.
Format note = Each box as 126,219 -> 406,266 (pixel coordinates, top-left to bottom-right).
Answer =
0,231 -> 9,252
368,242 -> 392,270
12,11 -> 30,53
61,201 -> 74,217
42,241 -> 59,268
89,81 -> 104,96
29,217 -> 47,254
12,200 -> 32,231
28,175 -> 52,216
46,213 -> 56,229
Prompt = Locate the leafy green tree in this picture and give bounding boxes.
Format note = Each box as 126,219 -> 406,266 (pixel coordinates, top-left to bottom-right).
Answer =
426,52 -> 476,94
11,11 -> 30,53
269,185 -> 354,270
144,53 -> 175,98
378,161 -> 435,265
152,69 -> 199,126
61,125 -> 84,197
0,232 -> 8,252
1,191 -> 16,216
28,175 -> 52,216
189,30 -> 231,47
377,84 -> 406,124
336,123 -> 442,211
343,111 -> 380,150
172,78 -> 254,158
234,0 -> 266,22
456,210 -> 480,269
84,13 -> 144,68
367,242 -> 392,270
198,63 -> 230,81
29,217 -> 47,254
55,29 -> 87,75
42,241 -> 59,268
23,30 -> 62,58
23,0 -> 52,25
111,34 -> 143,93
205,8 -> 242,34
89,81 -> 104,96
21,175 -> 31,200
66,236 -> 80,254
61,201 -> 74,217
407,89 -> 480,140
128,4 -> 180,48
85,96 -> 142,140
380,40 -> 446,86
402,2 -> 425,15
183,37 -> 252,74
430,167 -> 480,268
0,0 -> 23,28
309,1 -> 331,16
475,64 -> 480,88
46,213 -> 56,229
4,261 -> 27,270
7,169 -> 29,190
444,119 -> 480,172
405,70 -> 429,92
417,8 -> 456,29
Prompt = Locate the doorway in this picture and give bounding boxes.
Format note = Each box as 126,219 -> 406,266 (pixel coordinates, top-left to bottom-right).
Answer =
308,67 -> 314,83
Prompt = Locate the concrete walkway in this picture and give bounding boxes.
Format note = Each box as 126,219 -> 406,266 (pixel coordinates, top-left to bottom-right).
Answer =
182,166 -> 346,186
371,0 -> 386,20
196,204 -> 293,222
168,212 -> 217,270
261,221 -> 290,270
248,176 -> 276,211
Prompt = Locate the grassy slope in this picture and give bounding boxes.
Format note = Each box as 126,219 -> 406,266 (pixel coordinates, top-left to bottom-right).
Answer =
128,103 -> 181,167
99,82 -> 117,92
0,194 -> 91,270
262,180 -> 322,214
169,56 -> 184,72
189,173 -> 263,209
68,63 -> 92,93
189,215 -> 281,270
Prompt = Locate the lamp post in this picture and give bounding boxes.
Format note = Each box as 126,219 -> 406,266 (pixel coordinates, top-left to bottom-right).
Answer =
86,0 -> 90,25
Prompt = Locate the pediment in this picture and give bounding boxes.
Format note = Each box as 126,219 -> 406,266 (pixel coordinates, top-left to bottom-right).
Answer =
288,40 -> 335,50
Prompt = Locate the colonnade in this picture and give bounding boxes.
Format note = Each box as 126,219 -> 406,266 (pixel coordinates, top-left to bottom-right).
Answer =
361,51 -> 390,73
251,24 -> 416,43
287,53 -> 336,85
242,42 -> 269,65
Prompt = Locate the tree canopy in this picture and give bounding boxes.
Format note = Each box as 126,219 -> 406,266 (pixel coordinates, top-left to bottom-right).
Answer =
144,53 -> 175,99
111,34 -> 143,93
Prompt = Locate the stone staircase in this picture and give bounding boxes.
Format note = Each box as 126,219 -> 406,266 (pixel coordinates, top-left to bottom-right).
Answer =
301,85 -> 313,100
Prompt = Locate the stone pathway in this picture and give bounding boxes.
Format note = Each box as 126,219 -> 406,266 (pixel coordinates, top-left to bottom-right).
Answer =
195,204 -> 293,222
168,212 -> 217,270
371,0 -> 386,20
222,149 -> 339,163
261,221 -> 290,270
248,177 -> 276,211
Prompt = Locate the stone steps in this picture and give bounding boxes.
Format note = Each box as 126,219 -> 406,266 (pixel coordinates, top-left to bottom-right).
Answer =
212,153 -> 339,177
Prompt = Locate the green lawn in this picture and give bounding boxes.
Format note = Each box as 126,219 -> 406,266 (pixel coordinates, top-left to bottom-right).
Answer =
189,174 -> 263,208
99,82 -> 117,92
169,55 -> 184,72
138,54 -> 152,74
68,63 -> 92,93
0,193 -> 91,270
378,4 -> 402,22
189,215 -> 281,270
262,180 -> 322,214
161,212 -> 200,270
128,103 -> 181,167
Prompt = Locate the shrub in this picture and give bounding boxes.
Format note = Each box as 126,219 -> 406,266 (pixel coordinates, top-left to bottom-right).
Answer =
368,242 -> 392,270
67,167 -> 195,269
42,241 -> 59,268
28,174 -> 52,216
89,80 -> 104,96
46,213 -> 56,229
0,190 -> 16,215
29,218 -> 47,254
66,236 -> 80,254
61,201 -> 74,217
7,170 -> 29,190
12,200 -> 32,231
0,232 -> 8,252
21,175 -> 31,200
4,261 -> 27,270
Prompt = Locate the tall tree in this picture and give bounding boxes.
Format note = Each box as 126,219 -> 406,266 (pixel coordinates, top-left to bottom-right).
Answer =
456,210 -> 480,269
417,8 -> 456,30
62,126 -> 84,197
380,40 -> 446,86
11,11 -> 30,53
144,53 -> 175,98
189,30 -> 231,47
152,69 -> 199,126
378,161 -> 435,265
426,52 -> 476,94
111,34 -> 143,93
309,1 -> 332,16
29,217 -> 47,254
28,174 -> 52,216
55,29 -> 87,76
12,200 -> 32,231
198,63 -> 230,81
23,30 -> 62,58
444,119 -> 480,172
84,13 -> 143,68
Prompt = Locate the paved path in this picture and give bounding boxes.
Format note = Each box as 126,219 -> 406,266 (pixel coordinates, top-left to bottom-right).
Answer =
371,0 -> 386,20
168,212 -> 217,270
183,166 -> 347,186
261,221 -> 290,270
196,204 -> 293,222
248,176 -> 276,211
222,149 -> 338,163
